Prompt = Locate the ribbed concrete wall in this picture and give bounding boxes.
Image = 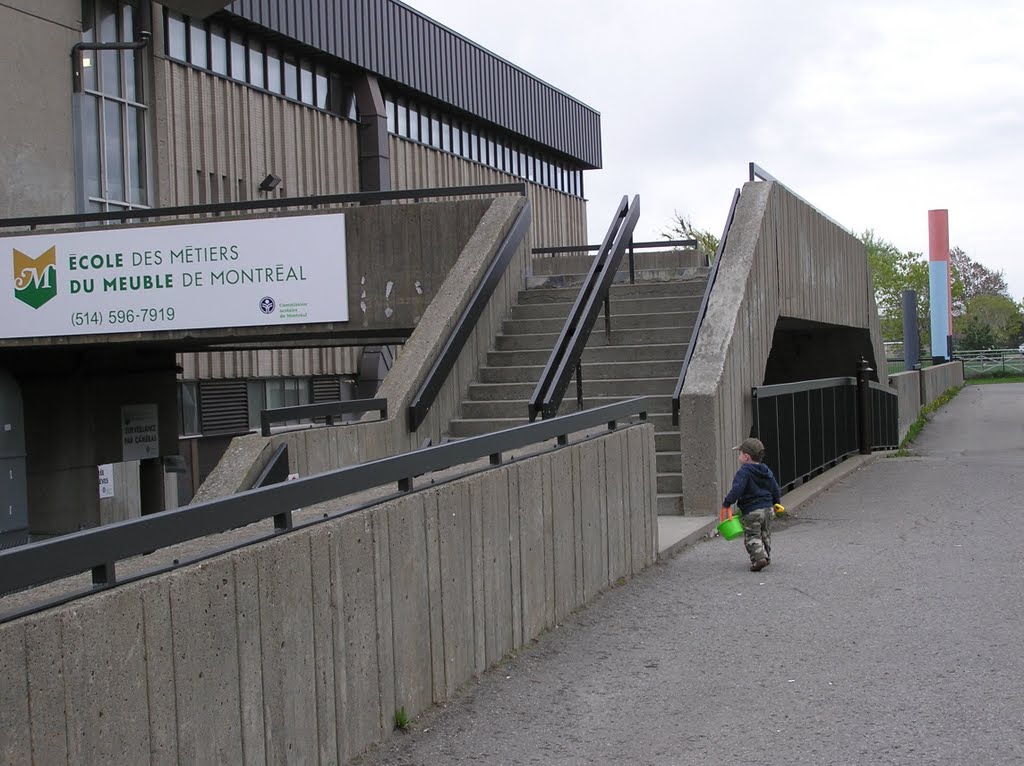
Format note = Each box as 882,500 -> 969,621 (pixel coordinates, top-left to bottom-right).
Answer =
195,196 -> 529,499
0,424 -> 656,766
390,136 -> 587,251
679,181 -> 887,513
921,361 -> 964,406
178,347 -> 362,380
889,371 -> 922,442
153,59 -> 361,207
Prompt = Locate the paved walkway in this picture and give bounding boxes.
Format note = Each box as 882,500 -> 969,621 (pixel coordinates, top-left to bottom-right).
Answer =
353,382 -> 1024,766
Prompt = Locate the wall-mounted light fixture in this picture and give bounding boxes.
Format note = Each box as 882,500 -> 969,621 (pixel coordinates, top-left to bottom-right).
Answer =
258,173 -> 282,193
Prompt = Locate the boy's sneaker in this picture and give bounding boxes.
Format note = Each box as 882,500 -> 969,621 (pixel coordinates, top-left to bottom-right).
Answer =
750,559 -> 769,572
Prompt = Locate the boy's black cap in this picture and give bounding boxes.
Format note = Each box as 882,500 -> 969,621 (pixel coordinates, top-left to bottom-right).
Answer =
732,437 -> 765,460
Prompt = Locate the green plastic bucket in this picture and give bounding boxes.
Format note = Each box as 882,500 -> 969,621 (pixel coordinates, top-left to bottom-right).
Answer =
718,508 -> 743,540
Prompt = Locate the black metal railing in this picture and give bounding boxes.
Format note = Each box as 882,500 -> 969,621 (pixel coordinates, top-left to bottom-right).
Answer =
408,200 -> 533,431
261,397 -> 388,436
0,183 -> 528,231
0,397 -> 648,622
528,195 -> 641,420
751,373 -> 898,491
671,187 -> 742,425
531,238 -> 700,281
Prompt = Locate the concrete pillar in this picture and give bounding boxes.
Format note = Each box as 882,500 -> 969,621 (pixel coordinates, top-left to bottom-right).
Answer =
901,289 -> 919,371
928,210 -> 952,363
353,73 -> 391,192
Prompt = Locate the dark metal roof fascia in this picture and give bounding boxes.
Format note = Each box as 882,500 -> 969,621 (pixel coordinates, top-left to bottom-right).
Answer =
224,0 -> 602,168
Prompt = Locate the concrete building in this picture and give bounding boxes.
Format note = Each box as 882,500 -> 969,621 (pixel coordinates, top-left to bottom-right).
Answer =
0,0 -> 601,534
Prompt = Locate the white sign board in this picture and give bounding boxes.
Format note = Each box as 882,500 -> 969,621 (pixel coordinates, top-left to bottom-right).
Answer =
98,464 -> 115,499
0,213 -> 347,339
122,404 -> 159,461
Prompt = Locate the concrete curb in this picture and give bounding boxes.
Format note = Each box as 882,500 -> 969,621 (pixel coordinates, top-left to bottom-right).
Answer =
656,451 -> 887,560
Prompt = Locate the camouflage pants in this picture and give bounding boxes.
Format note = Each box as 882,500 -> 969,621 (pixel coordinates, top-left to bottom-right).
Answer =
740,507 -> 772,564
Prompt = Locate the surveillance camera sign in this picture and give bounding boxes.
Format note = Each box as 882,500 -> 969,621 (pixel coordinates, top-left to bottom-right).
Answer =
122,404 -> 159,461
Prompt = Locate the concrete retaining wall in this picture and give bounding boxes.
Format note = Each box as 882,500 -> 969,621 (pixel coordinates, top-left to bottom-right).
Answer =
921,361 -> 964,406
0,423 -> 656,766
888,371 -> 922,442
194,195 -> 528,500
678,181 -> 888,514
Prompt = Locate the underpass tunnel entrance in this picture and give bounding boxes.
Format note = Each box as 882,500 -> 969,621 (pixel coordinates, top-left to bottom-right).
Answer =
762,317 -> 881,385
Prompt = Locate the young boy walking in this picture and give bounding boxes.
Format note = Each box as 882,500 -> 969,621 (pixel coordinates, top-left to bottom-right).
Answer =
722,437 -> 781,572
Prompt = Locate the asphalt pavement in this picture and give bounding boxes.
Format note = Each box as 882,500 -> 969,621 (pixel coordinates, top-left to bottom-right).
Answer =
353,382 -> 1024,766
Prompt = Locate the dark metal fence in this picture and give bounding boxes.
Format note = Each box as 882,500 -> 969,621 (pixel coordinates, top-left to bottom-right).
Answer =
751,375 -> 898,491
0,397 -> 649,623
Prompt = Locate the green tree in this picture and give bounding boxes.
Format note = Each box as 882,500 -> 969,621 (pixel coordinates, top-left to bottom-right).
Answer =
862,230 -> 930,346
949,246 -> 1009,313
662,212 -> 720,262
954,294 -> 1023,349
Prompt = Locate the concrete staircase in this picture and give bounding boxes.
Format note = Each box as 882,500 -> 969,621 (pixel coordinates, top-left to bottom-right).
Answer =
448,271 -> 710,515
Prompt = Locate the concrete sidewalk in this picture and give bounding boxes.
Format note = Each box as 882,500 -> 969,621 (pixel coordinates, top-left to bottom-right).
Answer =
353,383 -> 1024,766
657,451 -> 881,559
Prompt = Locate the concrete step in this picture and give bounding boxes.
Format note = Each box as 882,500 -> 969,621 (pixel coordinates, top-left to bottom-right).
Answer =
526,266 -> 710,290
508,294 -> 702,319
460,395 -> 673,420
518,279 -> 708,304
486,343 -> 687,367
479,359 -> 682,383
656,451 -> 680,474
657,472 -> 683,495
502,310 -> 695,335
495,327 -> 687,351
655,431 -> 679,451
657,494 -> 685,516
449,417 -> 528,438
466,377 -> 677,402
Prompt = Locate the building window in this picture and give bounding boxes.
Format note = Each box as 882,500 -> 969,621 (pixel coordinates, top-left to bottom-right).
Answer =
247,378 -> 312,431
78,0 -> 149,213
179,382 -> 200,436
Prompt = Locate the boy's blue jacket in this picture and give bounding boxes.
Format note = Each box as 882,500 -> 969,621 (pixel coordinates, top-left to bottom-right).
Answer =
723,462 -> 781,514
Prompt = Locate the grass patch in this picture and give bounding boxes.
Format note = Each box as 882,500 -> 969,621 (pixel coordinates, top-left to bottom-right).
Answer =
893,384 -> 963,456
394,706 -> 410,731
968,375 -> 1024,385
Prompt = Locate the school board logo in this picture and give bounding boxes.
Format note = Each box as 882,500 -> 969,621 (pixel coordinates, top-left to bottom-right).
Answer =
259,296 -> 276,314
13,246 -> 58,309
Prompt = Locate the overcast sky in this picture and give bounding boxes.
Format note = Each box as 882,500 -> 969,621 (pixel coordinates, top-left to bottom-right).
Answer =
407,0 -> 1024,300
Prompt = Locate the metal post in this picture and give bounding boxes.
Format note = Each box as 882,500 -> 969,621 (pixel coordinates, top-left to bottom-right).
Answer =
856,357 -> 873,455
901,289 -> 919,372
604,295 -> 611,341
576,360 -> 584,411
628,238 -> 635,284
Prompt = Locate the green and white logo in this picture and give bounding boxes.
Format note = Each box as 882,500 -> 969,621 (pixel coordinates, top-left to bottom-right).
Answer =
13,246 -> 58,309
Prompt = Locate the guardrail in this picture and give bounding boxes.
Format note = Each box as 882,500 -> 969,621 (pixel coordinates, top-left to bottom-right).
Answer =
671,187 -> 741,425
0,183 -> 529,230
0,397 -> 649,622
751,370 -> 898,491
531,238 -> 701,279
408,200 -> 533,431
528,196 -> 641,420
260,397 -> 387,436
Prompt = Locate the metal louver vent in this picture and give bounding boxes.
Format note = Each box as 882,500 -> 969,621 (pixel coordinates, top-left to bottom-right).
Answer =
199,379 -> 249,435
312,376 -> 342,403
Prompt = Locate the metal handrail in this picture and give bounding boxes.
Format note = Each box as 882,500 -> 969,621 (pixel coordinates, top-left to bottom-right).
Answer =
531,239 -> 697,254
261,397 -> 387,436
528,195 -> 641,420
671,187 -> 742,424
0,397 -> 649,612
408,200 -> 533,431
0,183 -> 528,231
748,162 -> 850,234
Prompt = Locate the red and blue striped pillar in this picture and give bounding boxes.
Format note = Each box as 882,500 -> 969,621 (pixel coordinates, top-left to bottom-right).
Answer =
928,209 -> 952,363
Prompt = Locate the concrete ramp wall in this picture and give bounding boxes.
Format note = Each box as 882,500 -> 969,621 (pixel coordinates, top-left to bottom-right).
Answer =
678,181 -> 887,513
195,195 -> 529,501
889,361 -> 965,442
0,423 -> 656,766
